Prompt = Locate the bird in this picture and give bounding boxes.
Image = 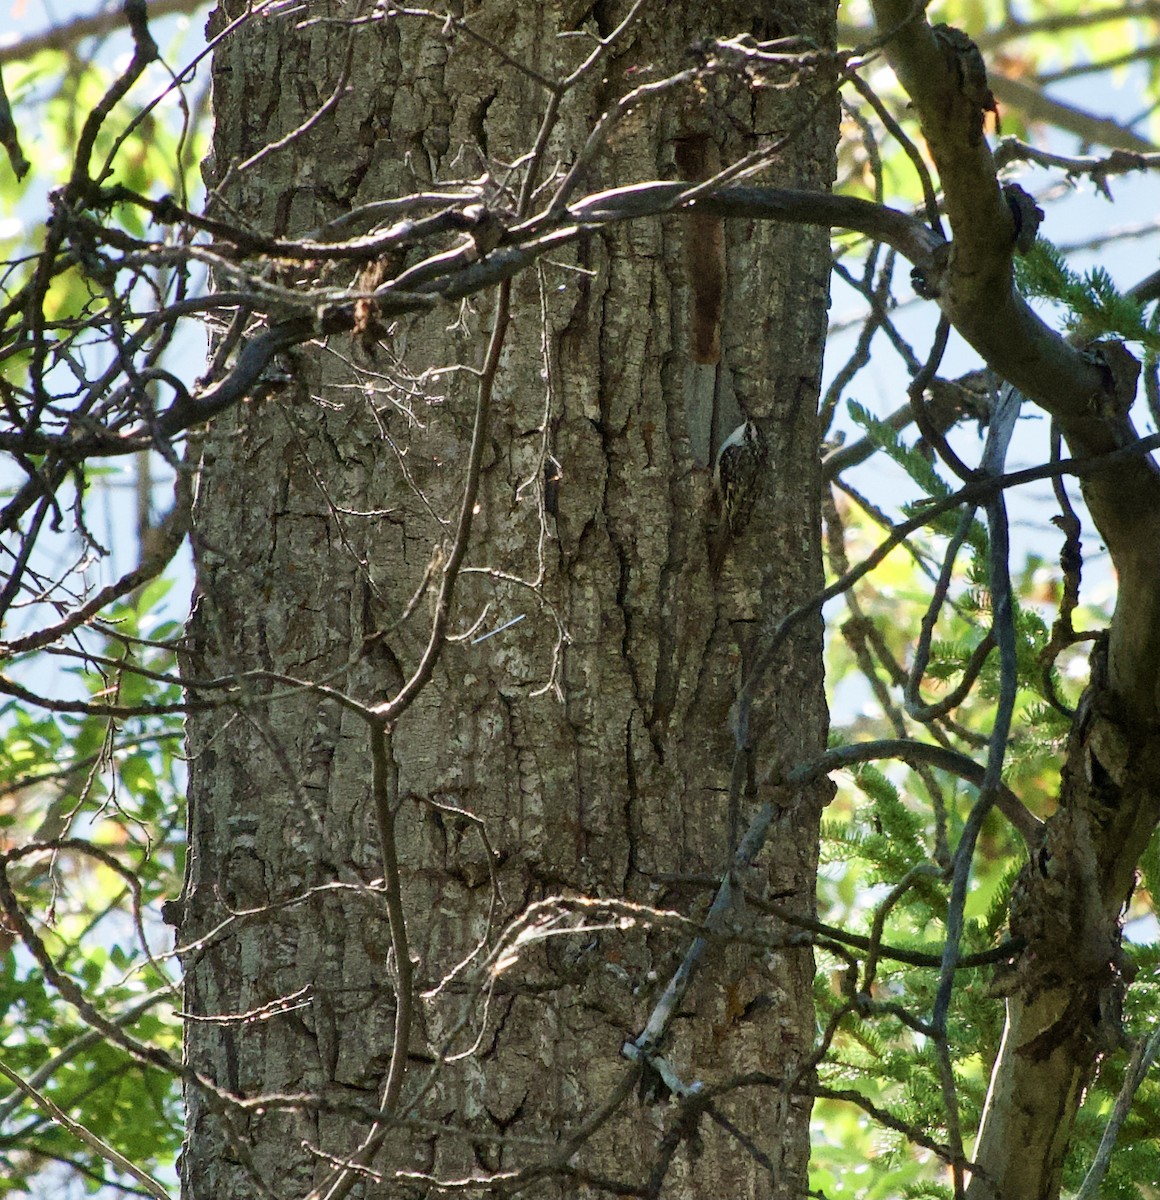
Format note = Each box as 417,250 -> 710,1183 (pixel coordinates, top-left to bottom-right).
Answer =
709,420 -> 767,571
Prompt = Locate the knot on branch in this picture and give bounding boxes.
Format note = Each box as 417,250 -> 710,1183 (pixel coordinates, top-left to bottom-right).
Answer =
1002,183 -> 1043,255
1087,340 -> 1140,421
910,240 -> 951,299
449,202 -> 506,259
999,805 -> 1127,1013
931,24 -> 997,143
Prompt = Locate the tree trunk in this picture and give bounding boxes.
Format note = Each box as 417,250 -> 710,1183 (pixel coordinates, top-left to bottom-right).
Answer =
969,636 -> 1160,1200
178,2 -> 836,1196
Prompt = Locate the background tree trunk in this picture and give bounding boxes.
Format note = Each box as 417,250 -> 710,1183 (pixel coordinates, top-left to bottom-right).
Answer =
178,2 -> 836,1195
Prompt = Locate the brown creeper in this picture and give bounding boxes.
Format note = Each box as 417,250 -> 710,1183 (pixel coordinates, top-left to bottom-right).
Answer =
709,420 -> 767,571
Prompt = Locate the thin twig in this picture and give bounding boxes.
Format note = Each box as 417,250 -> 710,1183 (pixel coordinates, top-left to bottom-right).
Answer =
0,1057 -> 169,1199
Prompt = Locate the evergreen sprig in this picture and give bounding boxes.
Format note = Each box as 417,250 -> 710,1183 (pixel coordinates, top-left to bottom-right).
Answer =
1016,239 -> 1160,349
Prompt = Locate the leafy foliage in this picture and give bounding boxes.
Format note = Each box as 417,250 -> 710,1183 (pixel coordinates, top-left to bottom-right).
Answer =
1,34 -> 197,1160
0,585 -> 186,1193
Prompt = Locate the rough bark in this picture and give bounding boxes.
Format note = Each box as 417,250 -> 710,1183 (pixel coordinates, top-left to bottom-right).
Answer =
178,2 -> 836,1198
